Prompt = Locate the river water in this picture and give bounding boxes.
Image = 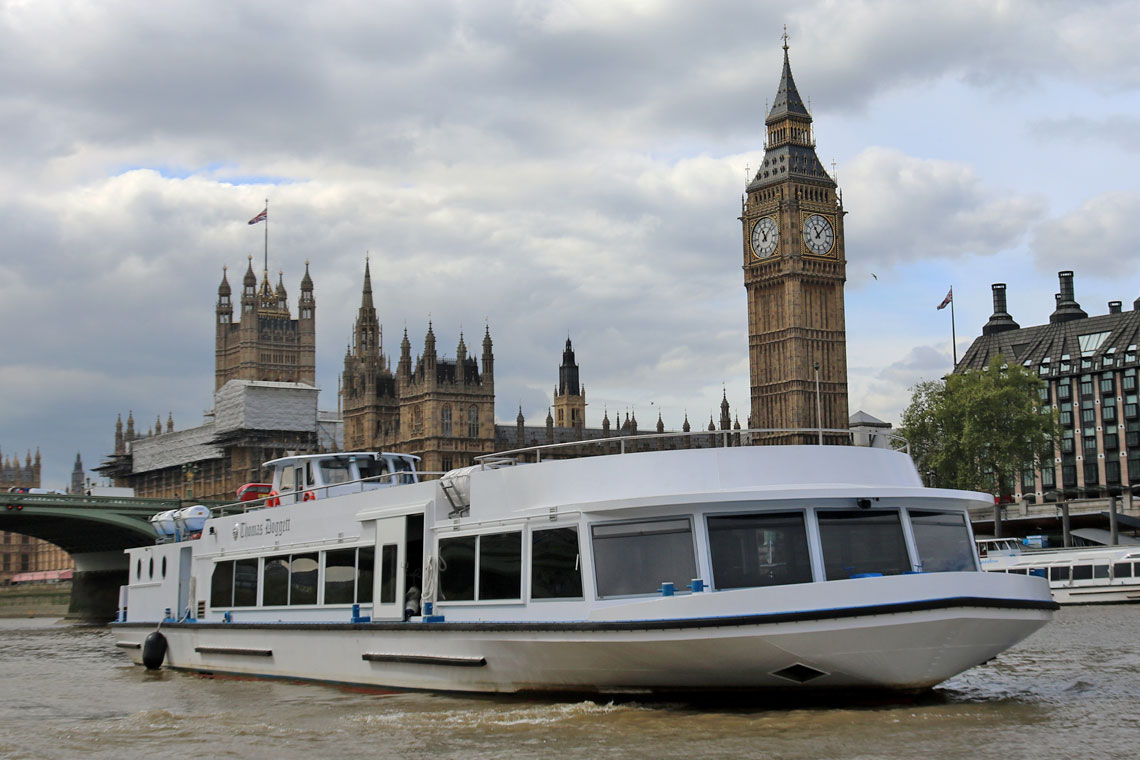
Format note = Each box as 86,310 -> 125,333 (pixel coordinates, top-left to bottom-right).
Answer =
1,606 -> 1137,760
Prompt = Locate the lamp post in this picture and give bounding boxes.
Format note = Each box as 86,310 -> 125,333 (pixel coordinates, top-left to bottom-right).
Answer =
813,362 -> 822,445
181,463 -> 199,500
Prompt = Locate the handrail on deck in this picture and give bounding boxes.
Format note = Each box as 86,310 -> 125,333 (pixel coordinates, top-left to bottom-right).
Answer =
476,427 -> 910,468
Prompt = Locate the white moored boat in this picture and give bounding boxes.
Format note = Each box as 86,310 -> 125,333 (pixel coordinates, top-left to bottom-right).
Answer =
978,538 -> 1140,605
112,432 -> 1056,696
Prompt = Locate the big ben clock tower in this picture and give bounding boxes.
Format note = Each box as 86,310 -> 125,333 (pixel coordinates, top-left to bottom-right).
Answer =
743,35 -> 848,442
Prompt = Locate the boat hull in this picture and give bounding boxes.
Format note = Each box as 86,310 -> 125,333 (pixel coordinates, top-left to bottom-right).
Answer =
113,579 -> 1054,695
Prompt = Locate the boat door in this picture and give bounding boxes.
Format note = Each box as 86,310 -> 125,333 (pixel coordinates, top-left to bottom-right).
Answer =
177,546 -> 193,618
373,516 -> 406,621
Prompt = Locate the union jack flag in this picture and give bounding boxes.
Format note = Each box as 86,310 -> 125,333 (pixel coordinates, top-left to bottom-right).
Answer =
248,208 -> 267,225
937,288 -> 953,310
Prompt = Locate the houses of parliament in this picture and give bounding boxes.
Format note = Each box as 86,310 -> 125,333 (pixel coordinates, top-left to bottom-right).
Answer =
98,39 -> 852,499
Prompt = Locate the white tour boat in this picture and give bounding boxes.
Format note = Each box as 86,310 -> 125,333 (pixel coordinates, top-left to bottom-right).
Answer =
978,538 -> 1140,605
112,433 -> 1056,696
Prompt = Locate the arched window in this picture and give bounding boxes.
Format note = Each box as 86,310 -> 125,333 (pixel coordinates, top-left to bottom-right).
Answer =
468,406 -> 479,438
441,405 -> 452,437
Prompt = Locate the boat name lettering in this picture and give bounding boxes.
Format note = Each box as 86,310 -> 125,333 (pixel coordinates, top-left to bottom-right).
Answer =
235,518 -> 292,540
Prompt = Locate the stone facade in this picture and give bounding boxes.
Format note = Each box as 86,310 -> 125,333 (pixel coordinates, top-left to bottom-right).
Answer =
341,261 -> 496,473
742,40 -> 849,443
98,261 -> 336,500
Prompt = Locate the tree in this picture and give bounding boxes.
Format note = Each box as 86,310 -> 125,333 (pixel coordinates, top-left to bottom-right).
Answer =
897,356 -> 1058,496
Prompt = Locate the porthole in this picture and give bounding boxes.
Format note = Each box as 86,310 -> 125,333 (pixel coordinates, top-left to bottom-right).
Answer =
162,556 -> 167,578
149,557 -> 154,579
136,559 -> 141,580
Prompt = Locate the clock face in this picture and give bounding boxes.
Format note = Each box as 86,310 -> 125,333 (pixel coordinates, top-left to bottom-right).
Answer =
802,214 -> 834,255
751,217 -> 779,258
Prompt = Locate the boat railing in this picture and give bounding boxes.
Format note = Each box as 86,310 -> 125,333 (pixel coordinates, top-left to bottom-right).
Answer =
211,469 -> 439,517
475,427 -> 910,468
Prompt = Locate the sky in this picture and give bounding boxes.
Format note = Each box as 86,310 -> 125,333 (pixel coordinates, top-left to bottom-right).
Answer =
2,0 -> 1139,488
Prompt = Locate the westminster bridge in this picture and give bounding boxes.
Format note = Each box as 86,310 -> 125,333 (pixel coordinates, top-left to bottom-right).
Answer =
0,491 -> 222,622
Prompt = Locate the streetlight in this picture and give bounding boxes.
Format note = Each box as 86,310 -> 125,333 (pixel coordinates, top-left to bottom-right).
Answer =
813,362 -> 822,445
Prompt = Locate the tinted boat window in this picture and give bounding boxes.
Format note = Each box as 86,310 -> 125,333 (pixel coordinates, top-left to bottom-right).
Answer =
1049,566 -> 1071,582
1113,562 -> 1132,579
439,536 -> 477,601
379,544 -> 398,604
1094,565 -> 1109,579
356,457 -> 390,484
320,458 -> 352,485
479,532 -> 521,600
357,547 -> 374,604
263,556 -> 290,605
908,511 -> 976,572
818,510 -> 909,580
707,512 -> 812,589
233,558 -> 259,606
290,553 -> 319,605
324,548 -> 357,604
211,561 -> 234,607
1071,565 -> 1092,581
531,527 -> 582,599
592,518 -> 696,597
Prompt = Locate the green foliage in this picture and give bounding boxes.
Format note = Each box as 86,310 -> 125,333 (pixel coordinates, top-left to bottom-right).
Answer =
897,356 -> 1057,495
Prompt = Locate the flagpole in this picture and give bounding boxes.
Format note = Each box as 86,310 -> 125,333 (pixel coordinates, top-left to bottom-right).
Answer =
263,198 -> 269,274
950,286 -> 957,368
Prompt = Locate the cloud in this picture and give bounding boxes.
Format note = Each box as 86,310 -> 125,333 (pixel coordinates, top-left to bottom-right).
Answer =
1028,115 -> 1140,154
1031,191 -> 1140,277
841,147 -> 1045,268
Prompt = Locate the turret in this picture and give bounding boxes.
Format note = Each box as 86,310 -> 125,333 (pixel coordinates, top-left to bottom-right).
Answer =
482,325 -> 494,383
241,256 -> 257,316
516,406 -> 525,446
115,414 -> 124,455
398,327 -> 412,383
216,267 -> 232,324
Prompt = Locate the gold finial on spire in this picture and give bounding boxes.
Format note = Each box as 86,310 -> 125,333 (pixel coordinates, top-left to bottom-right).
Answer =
782,24 -> 789,51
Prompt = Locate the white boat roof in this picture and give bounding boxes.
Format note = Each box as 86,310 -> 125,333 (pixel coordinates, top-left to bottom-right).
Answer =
262,451 -> 421,468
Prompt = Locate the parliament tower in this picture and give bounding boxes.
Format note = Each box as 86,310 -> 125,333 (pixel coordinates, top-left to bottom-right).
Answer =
742,37 -> 849,441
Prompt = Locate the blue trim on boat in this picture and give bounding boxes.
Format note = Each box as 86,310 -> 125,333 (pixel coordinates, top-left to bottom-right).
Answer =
112,595 -> 1057,633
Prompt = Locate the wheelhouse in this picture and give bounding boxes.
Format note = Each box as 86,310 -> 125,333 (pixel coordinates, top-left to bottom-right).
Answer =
265,452 -> 421,505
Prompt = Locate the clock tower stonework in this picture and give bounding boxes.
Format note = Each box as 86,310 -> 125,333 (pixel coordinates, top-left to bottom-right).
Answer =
742,40 -> 848,442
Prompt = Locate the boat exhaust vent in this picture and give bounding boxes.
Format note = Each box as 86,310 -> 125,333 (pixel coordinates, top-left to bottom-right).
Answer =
770,663 -> 828,684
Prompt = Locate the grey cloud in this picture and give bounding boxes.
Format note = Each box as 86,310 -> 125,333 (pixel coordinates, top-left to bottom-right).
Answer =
1031,191 -> 1140,277
841,147 -> 1045,268
1028,115 -> 1140,154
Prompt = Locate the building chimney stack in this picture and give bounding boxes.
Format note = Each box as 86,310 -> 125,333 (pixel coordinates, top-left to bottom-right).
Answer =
1049,270 -> 1088,323
982,283 -> 1020,335
1109,301 -> 1122,314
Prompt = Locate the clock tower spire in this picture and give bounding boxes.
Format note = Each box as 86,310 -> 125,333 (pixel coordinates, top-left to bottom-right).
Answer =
742,36 -> 849,443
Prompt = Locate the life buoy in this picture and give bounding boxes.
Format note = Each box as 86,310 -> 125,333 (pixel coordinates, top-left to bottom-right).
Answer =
266,490 -> 280,507
302,490 -> 316,502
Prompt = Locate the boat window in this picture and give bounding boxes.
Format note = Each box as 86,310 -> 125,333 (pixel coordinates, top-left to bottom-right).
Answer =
438,532 -> 522,601
1009,568 -> 1028,575
1093,565 -> 1109,579
1049,566 -> 1071,582
531,527 -> 582,599
211,560 -> 234,607
818,510 -> 909,580
263,556 -> 290,605
479,532 -> 522,600
324,548 -> 357,604
1071,565 -> 1092,581
707,512 -> 812,590
908,511 -> 976,572
357,547 -> 374,604
356,457 -> 390,484
439,536 -> 477,601
233,558 -> 259,606
379,544 -> 398,604
592,518 -> 697,598
1113,562 -> 1132,579
320,458 -> 352,486
291,553 -> 319,604
279,466 -> 295,492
